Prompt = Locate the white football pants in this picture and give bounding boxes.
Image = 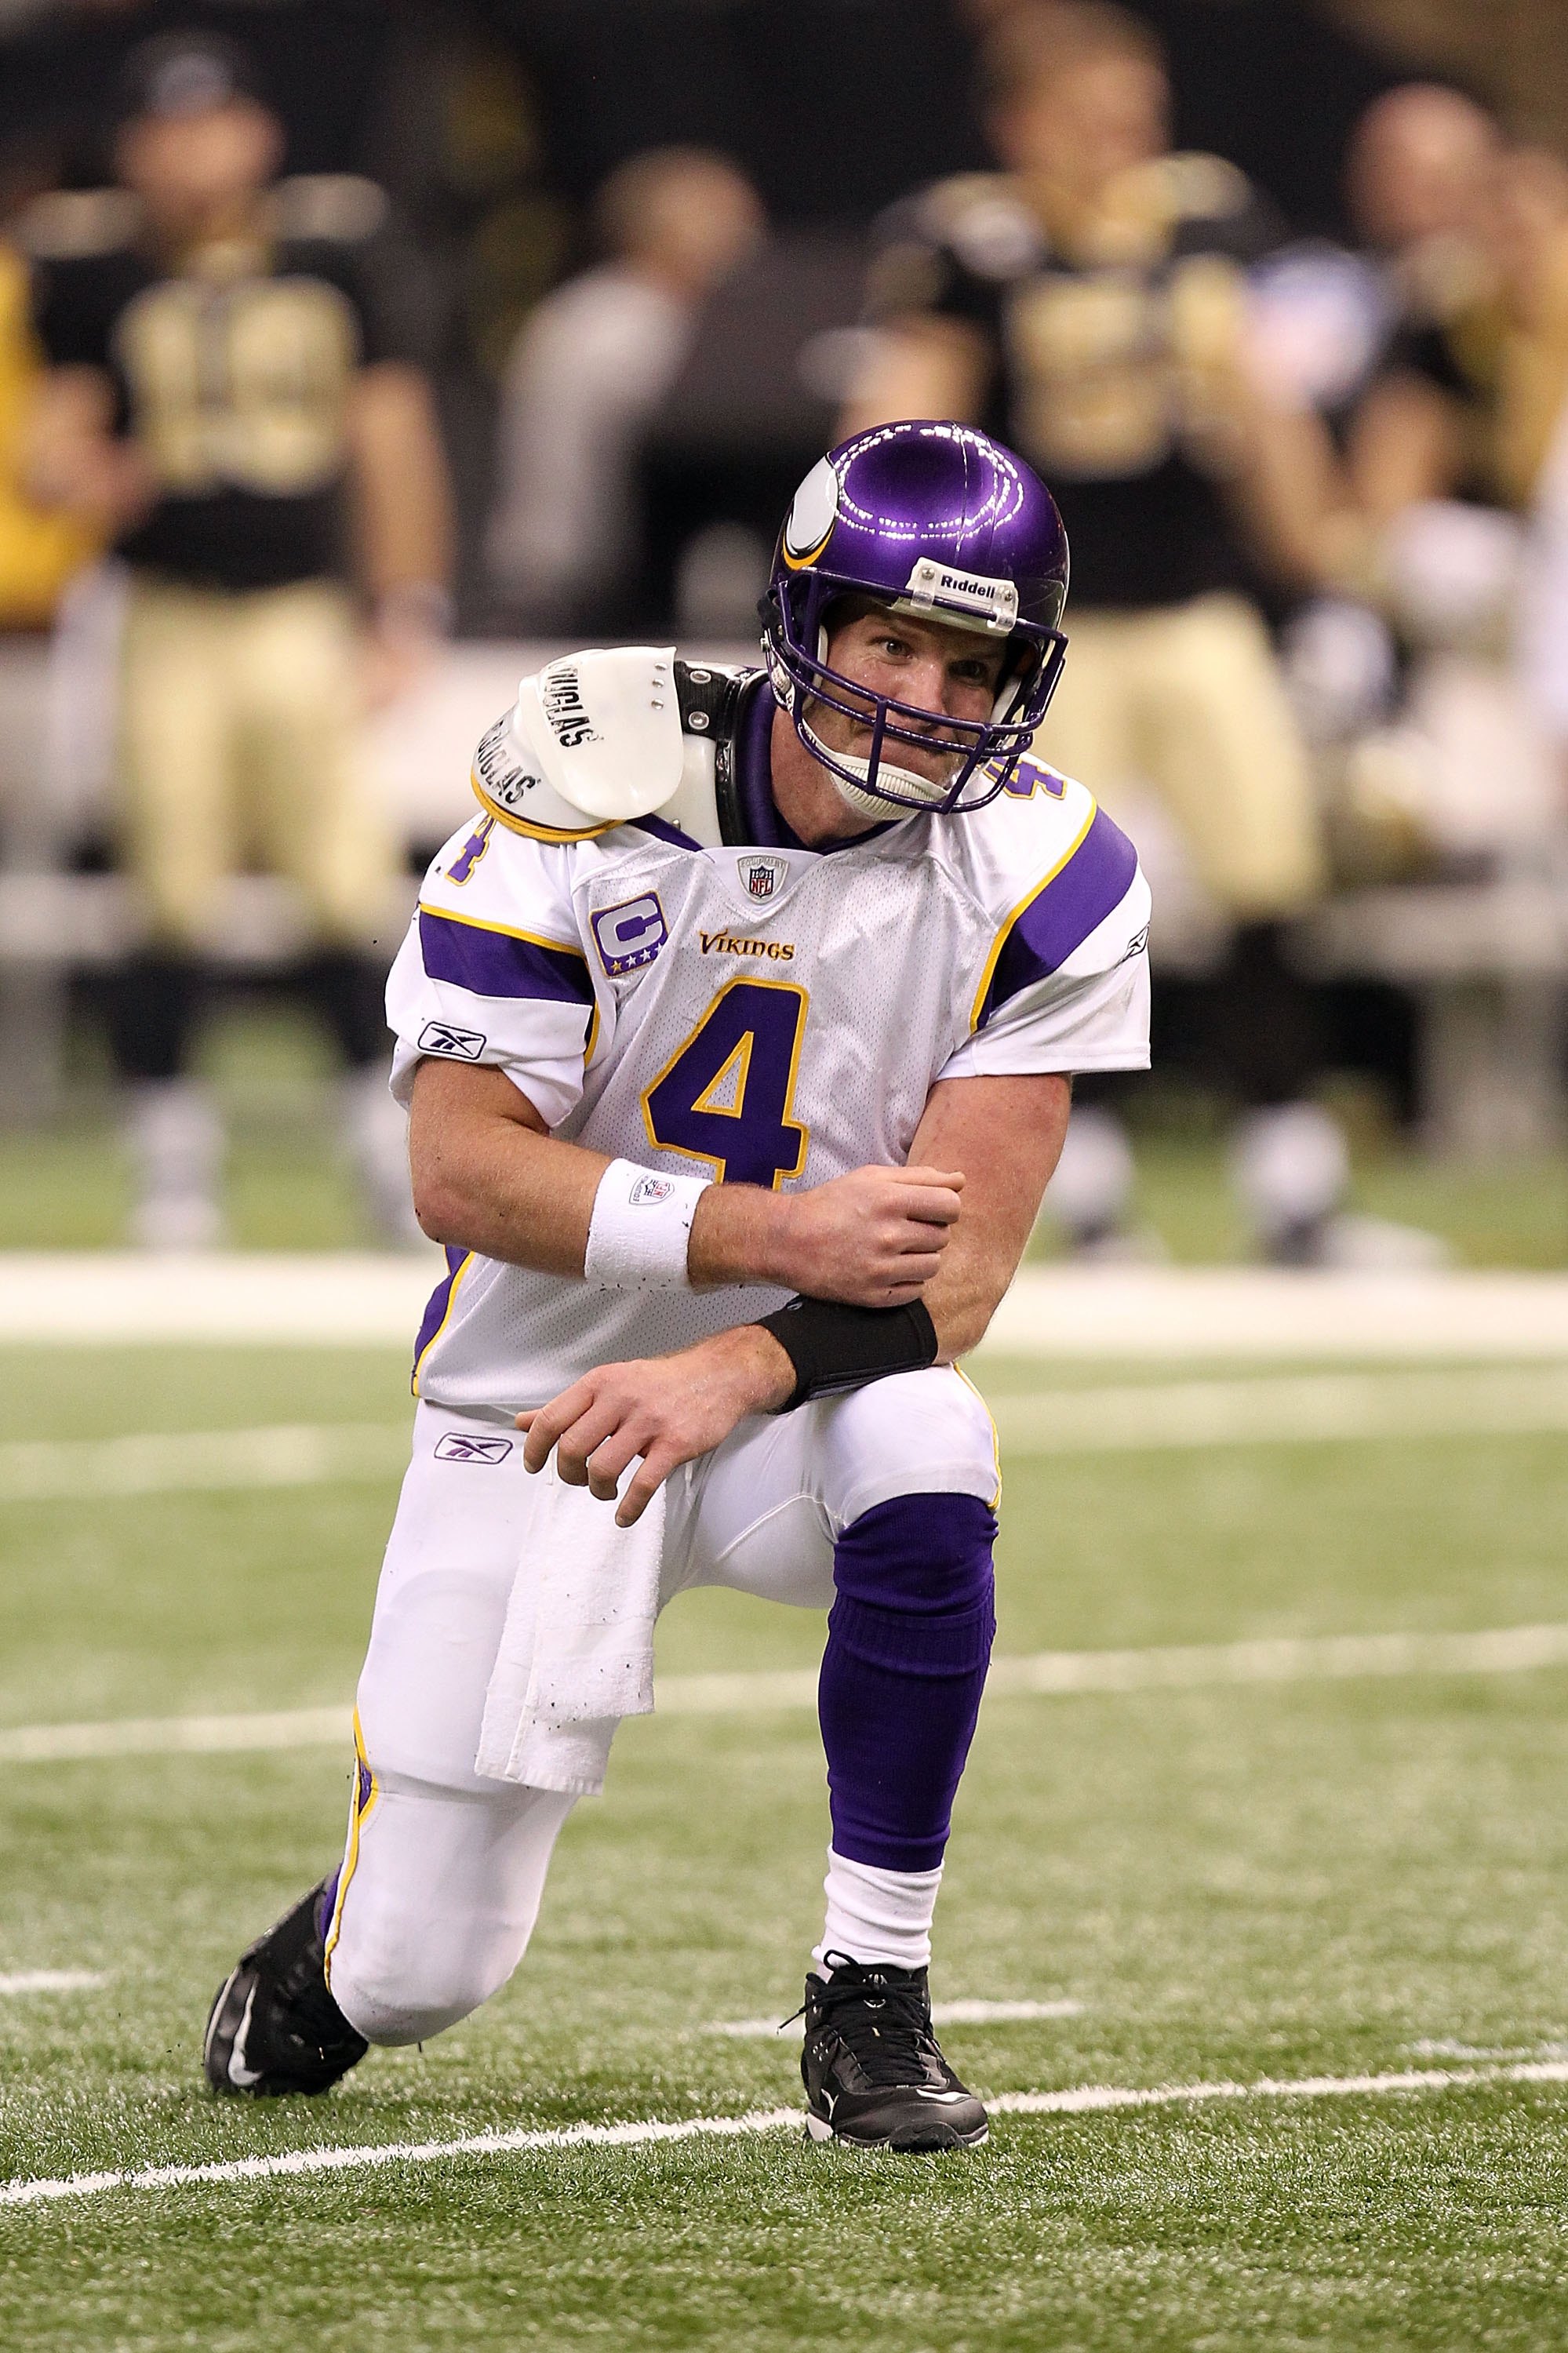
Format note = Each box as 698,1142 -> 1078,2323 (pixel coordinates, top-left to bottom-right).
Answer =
326,1372 -> 999,2045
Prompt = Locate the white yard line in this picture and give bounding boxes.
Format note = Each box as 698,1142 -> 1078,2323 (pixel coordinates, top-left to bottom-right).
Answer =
1408,2039 -> 1568,2061
982,1621 -> 1568,1699
4,1257 -> 1568,1359
0,1253 -> 440,1347
980,1267 -> 1568,1362
0,1424 -> 410,1503
988,1367 -> 1568,1454
0,1972 -> 104,1995
713,1998 -> 1084,2038
8,1620 -> 1568,1764
985,2058 -> 1568,2120
5,1366 -> 1567,1505
0,1707 -> 351,1764
660,1622 -> 1568,1715
5,2060 -> 1567,2209
938,1998 -> 1082,2024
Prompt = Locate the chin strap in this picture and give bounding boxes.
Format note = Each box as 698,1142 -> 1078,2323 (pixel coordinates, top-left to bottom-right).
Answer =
767,607 -> 1011,818
797,714 -> 962,820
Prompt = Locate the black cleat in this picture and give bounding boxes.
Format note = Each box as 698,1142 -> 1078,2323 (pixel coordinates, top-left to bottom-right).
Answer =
799,1955 -> 988,2151
203,1878 -> 368,2097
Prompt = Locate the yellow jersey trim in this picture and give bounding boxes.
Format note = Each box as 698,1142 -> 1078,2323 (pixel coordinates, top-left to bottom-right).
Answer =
322,1708 -> 379,1984
411,1249 -> 475,1398
954,1363 -> 1002,1511
968,799 -> 1097,1034
471,767 -> 616,844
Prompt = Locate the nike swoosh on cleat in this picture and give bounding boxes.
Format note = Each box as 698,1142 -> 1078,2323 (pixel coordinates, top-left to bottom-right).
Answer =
914,2089 -> 968,2102
202,1967 -> 239,2072
226,1983 -> 264,2089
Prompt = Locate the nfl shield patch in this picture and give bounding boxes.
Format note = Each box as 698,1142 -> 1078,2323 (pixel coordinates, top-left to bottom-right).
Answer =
737,855 -> 788,903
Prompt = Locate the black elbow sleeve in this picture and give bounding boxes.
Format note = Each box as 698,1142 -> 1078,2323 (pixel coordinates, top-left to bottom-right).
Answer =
752,1296 -> 939,1412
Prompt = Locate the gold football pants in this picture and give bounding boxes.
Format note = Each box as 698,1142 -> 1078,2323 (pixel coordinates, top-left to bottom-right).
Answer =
117,576 -> 402,949
1036,591 -> 1326,919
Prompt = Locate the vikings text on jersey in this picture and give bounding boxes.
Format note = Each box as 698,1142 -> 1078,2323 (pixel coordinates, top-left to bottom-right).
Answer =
391,657 -> 1150,1420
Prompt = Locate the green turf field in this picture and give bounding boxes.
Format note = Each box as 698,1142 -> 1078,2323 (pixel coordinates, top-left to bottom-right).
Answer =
3,1005 -> 1564,1264
3,1343 -> 1568,2348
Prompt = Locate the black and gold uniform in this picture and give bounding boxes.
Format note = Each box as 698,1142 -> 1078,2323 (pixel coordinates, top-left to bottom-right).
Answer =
30,173 -> 402,587
24,174 -> 407,955
1384,241 -> 1568,519
869,158 -> 1326,923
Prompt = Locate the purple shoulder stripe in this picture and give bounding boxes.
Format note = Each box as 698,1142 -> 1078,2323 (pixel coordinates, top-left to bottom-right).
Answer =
976,807 -> 1138,1029
419,908 -> 592,1006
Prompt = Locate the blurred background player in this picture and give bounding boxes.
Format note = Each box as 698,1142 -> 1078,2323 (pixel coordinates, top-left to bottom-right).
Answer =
1253,84 -> 1504,871
24,31 -> 454,1247
846,0 -> 1427,1264
1347,88 -> 1568,638
1348,85 -> 1530,527
1274,86 -> 1568,895
0,133 -> 104,1124
485,147 -> 765,637
0,0 -> 1555,1264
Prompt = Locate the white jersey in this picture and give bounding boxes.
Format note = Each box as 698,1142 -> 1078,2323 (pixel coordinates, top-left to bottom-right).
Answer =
388,663 -> 1151,1420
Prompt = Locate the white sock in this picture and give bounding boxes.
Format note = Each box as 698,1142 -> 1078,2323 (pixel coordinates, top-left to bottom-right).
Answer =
1042,1105 -> 1135,1241
126,1078 -> 224,1250
814,1849 -> 943,1974
1230,1101 -> 1348,1246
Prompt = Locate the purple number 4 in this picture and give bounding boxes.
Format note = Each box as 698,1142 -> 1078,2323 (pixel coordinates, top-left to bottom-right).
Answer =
642,979 -> 809,1188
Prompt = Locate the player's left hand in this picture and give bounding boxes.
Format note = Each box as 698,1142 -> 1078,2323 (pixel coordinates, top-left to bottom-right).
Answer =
516,1324 -> 795,1526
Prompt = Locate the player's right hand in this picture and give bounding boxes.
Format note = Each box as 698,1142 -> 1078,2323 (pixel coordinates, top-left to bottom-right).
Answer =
773,1162 -> 963,1307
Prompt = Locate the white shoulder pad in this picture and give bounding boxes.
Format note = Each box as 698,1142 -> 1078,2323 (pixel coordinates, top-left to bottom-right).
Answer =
470,648 -> 686,838
518,648 -> 685,820
661,736 -> 724,846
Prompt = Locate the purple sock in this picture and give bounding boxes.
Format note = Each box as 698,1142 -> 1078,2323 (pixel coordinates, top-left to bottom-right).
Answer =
818,1492 -> 996,1874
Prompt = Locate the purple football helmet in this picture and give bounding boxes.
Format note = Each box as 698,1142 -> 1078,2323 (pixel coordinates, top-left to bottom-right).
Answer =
762,420 -> 1069,816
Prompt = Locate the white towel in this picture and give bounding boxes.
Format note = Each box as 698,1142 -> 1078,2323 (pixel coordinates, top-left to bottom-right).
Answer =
474,1457 -> 665,1796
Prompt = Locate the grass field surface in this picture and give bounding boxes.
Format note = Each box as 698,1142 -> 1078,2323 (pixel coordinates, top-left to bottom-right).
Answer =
4,1006 -> 1565,1266
2,1340 -> 1568,2346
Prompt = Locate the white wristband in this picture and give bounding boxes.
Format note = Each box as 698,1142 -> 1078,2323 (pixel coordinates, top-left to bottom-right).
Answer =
583,1158 -> 711,1291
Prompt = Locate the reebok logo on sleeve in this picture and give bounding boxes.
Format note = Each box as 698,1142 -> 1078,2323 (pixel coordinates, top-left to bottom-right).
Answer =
419,1020 -> 487,1060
